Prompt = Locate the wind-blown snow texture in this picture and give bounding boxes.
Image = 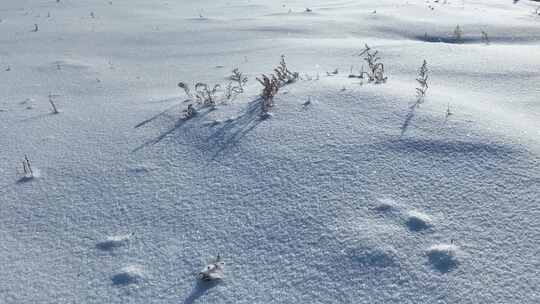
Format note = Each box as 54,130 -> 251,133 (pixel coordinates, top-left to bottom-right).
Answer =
1,0 -> 539,303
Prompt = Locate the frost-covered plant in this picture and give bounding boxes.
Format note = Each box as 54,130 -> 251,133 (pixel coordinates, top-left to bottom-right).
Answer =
274,55 -> 299,86
178,82 -> 220,107
454,25 -> 463,43
223,68 -> 248,103
194,83 -> 220,107
230,68 -> 248,93
350,44 -> 387,83
223,82 -> 236,102
179,70 -> 248,107
256,74 -> 279,115
256,55 -> 298,116
416,60 -> 429,101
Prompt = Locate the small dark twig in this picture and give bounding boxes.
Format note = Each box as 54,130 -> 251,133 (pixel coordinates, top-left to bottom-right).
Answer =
48,93 -> 60,114
454,25 -> 463,43
481,31 -> 490,45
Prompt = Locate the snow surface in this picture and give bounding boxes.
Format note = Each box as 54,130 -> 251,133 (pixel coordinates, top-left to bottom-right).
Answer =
1,0 -> 540,303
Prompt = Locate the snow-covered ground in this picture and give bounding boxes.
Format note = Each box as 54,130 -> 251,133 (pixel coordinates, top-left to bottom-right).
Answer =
1,0 -> 539,303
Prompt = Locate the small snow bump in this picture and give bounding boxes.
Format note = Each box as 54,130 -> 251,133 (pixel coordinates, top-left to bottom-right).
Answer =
426,244 -> 460,272
20,98 -> 34,105
405,210 -> 432,231
128,165 -> 156,174
97,234 -> 132,250
260,112 -> 273,119
373,198 -> 399,212
374,202 -> 395,212
350,246 -> 399,269
112,265 -> 144,285
204,120 -> 221,126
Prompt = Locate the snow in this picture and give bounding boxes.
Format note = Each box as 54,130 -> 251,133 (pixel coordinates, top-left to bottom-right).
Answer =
1,0 -> 539,303
111,265 -> 145,285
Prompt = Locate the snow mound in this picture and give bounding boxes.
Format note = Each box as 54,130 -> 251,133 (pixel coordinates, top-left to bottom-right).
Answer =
111,265 -> 145,285
373,200 -> 433,232
405,210 -> 433,231
96,234 -> 132,251
374,203 -> 396,213
373,198 -> 399,212
350,245 -> 399,269
426,244 -> 460,273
